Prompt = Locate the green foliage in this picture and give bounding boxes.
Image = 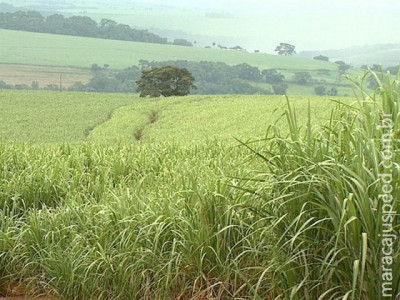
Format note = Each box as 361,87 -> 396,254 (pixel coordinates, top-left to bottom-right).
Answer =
0,10 -> 168,44
275,42 -> 296,56
327,86 -> 338,96
293,71 -> 312,84
67,66 -> 141,93
0,140 -> 278,299
0,91 -> 340,144
1,74 -> 390,298
313,54 -> 329,61
13,83 -> 30,90
239,70 -> 400,298
272,82 -> 288,95
0,80 -> 12,89
172,38 -> 193,47
136,66 -> 197,97
335,60 -> 352,74
387,64 -> 400,75
138,60 -> 269,95
262,68 -> 285,83
1,82 -> 380,299
89,94 -> 340,144
314,84 -> 326,95
31,81 -> 39,90
233,63 -> 262,81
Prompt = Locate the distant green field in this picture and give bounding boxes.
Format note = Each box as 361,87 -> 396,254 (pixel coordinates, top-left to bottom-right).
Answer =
0,29 -> 358,96
0,90 -> 136,143
89,94 -> 344,144
0,90 -> 348,144
0,29 -> 336,71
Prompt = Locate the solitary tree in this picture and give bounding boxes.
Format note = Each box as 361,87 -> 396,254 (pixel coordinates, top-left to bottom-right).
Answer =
275,43 -> 296,56
335,61 -> 351,74
314,85 -> 327,96
136,66 -> 196,97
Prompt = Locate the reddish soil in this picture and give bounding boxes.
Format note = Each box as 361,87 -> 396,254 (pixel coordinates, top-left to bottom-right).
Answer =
0,282 -> 58,300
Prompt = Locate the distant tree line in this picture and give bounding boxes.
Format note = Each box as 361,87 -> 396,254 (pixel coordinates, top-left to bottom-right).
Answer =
69,64 -> 142,93
0,10 -> 178,44
386,65 -> 399,75
0,80 -> 62,91
313,55 -> 329,62
0,61 -> 280,95
1,59 -> 366,96
66,61 -> 338,96
137,60 -> 273,94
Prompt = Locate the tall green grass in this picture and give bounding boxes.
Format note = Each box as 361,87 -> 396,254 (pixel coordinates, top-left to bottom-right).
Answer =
240,69 -> 399,298
0,142 -> 277,299
88,95 -> 339,144
0,70 -> 397,299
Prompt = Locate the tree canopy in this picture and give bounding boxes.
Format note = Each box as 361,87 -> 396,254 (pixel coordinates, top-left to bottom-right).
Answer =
172,39 -> 193,47
65,60 -> 271,95
313,55 -> 329,62
262,69 -> 285,84
293,72 -> 312,85
0,10 -> 168,44
275,43 -> 296,56
335,61 -> 352,74
136,66 -> 197,97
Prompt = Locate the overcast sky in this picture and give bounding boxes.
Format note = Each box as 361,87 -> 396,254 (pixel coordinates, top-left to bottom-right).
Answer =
138,0 -> 400,51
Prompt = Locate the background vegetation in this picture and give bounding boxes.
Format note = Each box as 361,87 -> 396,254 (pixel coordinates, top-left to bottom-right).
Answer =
0,91 -> 341,144
0,28 -> 357,96
0,72 -> 398,299
0,10 -> 170,44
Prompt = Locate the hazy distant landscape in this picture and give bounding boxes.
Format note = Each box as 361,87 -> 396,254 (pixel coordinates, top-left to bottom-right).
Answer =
0,0 -> 399,299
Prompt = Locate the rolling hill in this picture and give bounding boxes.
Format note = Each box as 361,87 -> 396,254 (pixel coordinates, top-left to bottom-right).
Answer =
299,44 -> 400,67
0,28 -> 336,71
0,29 -> 358,95
0,90 -> 347,144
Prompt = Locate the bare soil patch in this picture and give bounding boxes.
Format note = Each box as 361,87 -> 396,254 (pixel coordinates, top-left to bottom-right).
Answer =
0,64 -> 91,87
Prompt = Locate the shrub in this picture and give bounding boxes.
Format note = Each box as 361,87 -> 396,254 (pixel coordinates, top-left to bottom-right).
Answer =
327,86 -> 338,96
262,69 -> 285,84
293,71 -> 312,85
314,85 -> 326,95
272,82 -> 288,95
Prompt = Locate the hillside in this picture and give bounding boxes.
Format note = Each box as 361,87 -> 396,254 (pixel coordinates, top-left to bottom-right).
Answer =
0,90 -> 348,144
0,90 -> 136,143
0,29 -> 358,95
299,44 -> 400,67
0,29 -> 335,71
